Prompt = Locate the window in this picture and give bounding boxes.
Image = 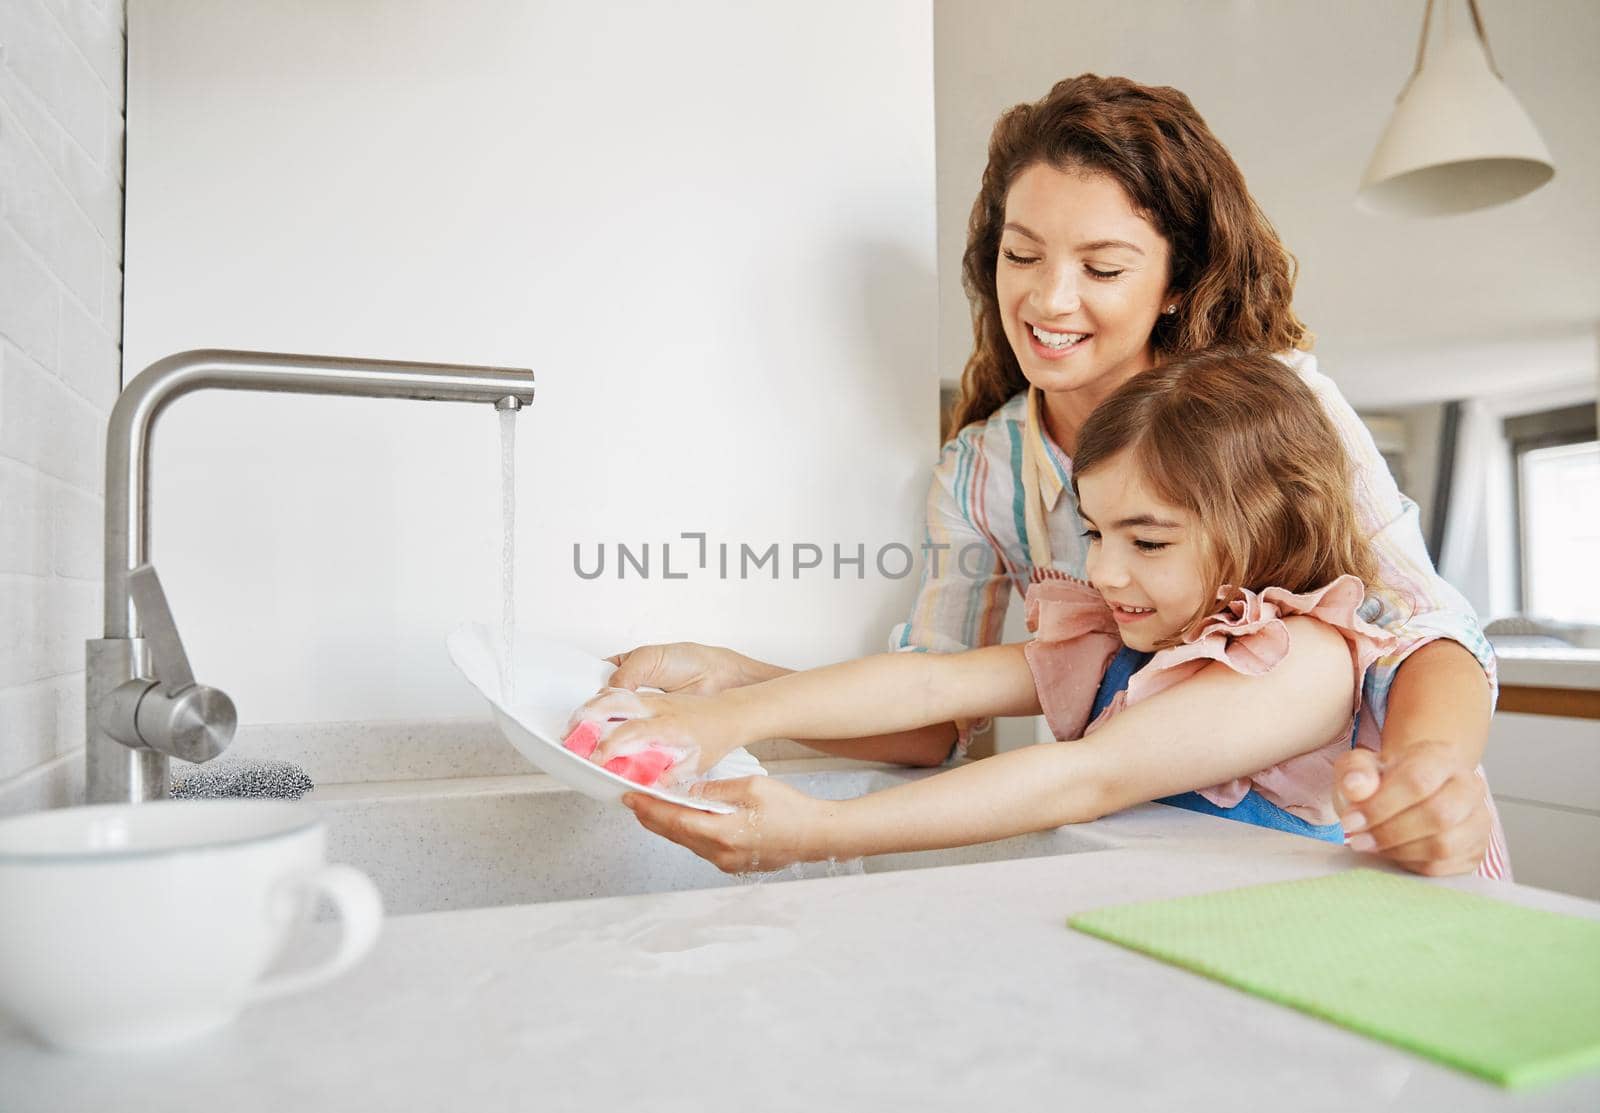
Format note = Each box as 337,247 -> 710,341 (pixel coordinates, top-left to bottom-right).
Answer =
1506,404 -> 1600,625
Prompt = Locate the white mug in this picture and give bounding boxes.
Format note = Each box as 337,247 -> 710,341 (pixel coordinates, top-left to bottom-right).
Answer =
0,800 -> 383,1053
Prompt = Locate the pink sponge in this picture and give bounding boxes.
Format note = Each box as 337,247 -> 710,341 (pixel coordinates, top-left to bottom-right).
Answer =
602,749 -> 676,787
563,719 -> 602,759
562,720 -> 677,787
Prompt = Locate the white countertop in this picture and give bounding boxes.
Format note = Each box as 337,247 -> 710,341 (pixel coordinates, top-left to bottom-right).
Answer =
1494,647 -> 1600,692
3,808 -> 1597,1112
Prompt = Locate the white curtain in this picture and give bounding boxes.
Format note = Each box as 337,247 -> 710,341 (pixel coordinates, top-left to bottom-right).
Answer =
1438,399 -> 1517,621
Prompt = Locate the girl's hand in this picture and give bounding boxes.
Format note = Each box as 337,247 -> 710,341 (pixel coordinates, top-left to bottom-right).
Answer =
574,687 -> 752,780
1333,742 -> 1492,876
622,777 -> 832,873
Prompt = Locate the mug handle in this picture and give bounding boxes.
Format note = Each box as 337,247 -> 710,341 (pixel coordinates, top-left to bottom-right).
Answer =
249,864 -> 384,1002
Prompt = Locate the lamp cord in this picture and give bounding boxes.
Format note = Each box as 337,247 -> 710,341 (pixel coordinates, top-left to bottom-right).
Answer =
1402,0 -> 1504,102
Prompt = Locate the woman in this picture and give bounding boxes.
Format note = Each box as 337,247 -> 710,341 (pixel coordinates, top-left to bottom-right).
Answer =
608,74 -> 1499,877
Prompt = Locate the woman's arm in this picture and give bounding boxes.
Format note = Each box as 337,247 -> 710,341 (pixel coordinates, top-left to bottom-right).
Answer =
1335,640 -> 1496,874
794,721 -> 961,768
1377,640 -> 1492,764
1301,364 -> 1499,873
626,617 -> 1354,870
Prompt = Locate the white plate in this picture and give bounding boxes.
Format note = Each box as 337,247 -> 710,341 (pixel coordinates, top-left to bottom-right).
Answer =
447,624 -> 763,814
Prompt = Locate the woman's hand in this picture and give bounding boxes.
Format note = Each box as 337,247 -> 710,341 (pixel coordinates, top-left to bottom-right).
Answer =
605,642 -> 781,696
575,687 -> 753,779
1333,742 -> 1492,876
622,777 -> 832,873
1344,641 -> 1496,876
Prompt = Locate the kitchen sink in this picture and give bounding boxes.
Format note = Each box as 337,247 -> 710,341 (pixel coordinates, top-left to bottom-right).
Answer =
309,759 -> 1124,915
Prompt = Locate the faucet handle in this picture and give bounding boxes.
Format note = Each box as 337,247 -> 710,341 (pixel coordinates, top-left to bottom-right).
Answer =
127,564 -> 196,693
117,563 -> 236,764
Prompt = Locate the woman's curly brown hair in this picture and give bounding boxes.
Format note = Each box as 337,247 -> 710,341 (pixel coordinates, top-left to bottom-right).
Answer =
951,74 -> 1311,433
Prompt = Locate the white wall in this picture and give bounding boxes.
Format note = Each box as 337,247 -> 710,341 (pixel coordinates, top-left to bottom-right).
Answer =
0,0 -> 125,814
125,0 -> 939,725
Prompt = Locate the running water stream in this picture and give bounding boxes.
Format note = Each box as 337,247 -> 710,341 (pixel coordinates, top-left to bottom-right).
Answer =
499,406 -> 517,702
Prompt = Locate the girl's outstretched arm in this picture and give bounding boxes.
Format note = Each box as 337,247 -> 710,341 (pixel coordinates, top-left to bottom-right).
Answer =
627,617 -> 1355,869
588,644 -> 1042,774
604,644 -> 960,767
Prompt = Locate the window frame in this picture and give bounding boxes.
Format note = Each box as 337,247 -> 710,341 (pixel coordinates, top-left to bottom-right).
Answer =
1504,403 -> 1599,620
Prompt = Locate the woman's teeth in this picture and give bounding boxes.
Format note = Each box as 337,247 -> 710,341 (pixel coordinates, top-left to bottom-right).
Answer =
1115,604 -> 1154,614
1031,324 -> 1089,350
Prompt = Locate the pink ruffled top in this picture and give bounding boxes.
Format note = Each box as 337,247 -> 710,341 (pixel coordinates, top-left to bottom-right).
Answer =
1024,574 -> 1396,826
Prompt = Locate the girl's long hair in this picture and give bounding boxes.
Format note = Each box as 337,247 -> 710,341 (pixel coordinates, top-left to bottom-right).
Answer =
1071,348 -> 1378,647
952,74 -> 1310,433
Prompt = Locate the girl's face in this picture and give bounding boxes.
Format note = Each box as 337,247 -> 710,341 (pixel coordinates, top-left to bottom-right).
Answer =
1077,450 -> 1210,652
996,163 -> 1173,399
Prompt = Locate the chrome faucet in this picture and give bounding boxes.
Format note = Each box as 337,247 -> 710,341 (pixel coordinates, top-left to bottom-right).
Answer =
87,349 -> 536,804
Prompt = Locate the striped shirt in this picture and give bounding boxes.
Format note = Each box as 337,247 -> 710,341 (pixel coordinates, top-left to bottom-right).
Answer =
889,350 -> 1509,879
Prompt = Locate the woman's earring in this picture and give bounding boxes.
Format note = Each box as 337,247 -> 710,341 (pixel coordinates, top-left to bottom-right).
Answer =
1163,304 -> 1178,315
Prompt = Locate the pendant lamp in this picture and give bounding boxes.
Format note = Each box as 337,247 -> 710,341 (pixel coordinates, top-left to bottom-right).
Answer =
1358,0 -> 1554,216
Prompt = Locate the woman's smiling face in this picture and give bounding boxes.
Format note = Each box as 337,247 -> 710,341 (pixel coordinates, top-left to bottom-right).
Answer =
996,163 -> 1174,399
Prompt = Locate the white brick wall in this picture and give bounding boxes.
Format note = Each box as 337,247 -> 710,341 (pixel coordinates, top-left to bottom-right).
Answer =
0,0 -> 125,814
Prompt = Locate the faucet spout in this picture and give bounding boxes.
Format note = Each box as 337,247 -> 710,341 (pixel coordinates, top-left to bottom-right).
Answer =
89,349 -> 537,804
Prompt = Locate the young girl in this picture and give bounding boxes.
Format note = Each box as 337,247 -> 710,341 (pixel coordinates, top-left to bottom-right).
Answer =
576,349 -> 1510,878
